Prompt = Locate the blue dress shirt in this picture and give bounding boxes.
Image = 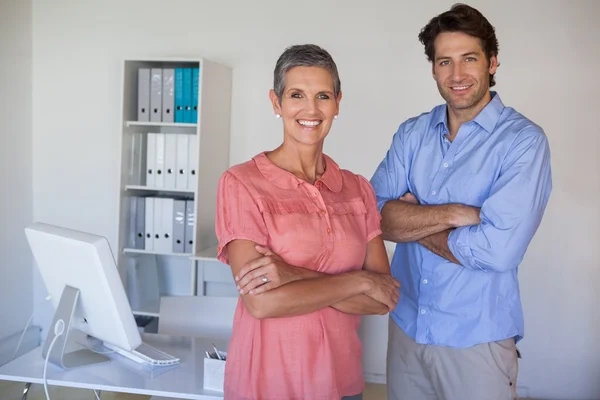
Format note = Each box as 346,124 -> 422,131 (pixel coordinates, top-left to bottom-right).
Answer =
371,92 -> 552,348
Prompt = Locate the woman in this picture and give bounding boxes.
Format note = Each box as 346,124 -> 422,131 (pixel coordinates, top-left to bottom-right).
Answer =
215,44 -> 400,400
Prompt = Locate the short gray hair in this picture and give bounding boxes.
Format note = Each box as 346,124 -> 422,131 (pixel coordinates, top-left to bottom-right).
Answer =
273,44 -> 341,102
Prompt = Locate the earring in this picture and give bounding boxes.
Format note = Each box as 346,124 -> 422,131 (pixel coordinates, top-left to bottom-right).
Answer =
334,115 -> 338,119
275,114 -> 281,119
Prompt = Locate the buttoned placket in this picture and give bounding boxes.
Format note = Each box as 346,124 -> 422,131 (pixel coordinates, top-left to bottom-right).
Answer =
417,123 -> 476,344
303,181 -> 334,238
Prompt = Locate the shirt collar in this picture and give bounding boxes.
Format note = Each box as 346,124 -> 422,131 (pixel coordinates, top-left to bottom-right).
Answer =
433,91 -> 505,134
253,152 -> 343,192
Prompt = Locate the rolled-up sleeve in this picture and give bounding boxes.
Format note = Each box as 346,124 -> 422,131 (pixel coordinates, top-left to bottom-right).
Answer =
448,129 -> 552,273
370,125 -> 409,213
215,171 -> 269,265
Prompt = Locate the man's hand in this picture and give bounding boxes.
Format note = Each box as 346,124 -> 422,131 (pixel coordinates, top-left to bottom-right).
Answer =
399,192 -> 419,204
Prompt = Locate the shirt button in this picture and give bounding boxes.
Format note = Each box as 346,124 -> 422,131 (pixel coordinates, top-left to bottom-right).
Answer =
320,209 -> 327,215
432,190 -> 437,195
313,192 -> 318,197
327,227 -> 332,234
443,163 -> 448,168
423,279 -> 428,284
420,309 -> 426,315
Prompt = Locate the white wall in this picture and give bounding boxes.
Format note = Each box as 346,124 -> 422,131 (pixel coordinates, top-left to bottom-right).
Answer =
0,0 -> 35,363
30,0 -> 600,398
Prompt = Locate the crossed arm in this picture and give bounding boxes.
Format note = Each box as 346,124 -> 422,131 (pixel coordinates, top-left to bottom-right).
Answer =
372,126 -> 552,272
226,235 -> 400,320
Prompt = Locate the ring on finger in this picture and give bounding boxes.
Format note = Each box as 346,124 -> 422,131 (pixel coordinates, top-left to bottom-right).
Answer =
260,274 -> 268,284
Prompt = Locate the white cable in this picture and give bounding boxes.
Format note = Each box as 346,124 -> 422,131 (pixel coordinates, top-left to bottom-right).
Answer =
43,319 -> 65,400
94,389 -> 101,399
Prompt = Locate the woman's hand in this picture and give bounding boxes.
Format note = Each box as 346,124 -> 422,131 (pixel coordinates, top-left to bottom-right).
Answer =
360,271 -> 401,311
235,245 -> 307,295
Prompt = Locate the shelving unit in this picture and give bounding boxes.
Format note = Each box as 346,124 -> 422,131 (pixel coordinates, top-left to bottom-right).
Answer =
115,57 -> 236,320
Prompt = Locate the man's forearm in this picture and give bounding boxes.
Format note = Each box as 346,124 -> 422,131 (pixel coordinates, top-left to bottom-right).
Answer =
418,229 -> 461,265
381,200 -> 457,242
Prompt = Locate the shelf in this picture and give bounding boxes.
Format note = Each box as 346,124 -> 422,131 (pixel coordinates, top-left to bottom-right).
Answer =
191,246 -> 219,262
123,248 -> 193,257
125,185 -> 194,194
125,121 -> 197,128
132,300 -> 160,317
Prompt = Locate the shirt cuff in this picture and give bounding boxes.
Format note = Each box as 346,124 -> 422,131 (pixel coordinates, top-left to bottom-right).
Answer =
447,226 -> 480,271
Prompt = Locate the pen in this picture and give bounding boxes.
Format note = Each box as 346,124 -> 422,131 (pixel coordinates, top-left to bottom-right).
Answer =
212,342 -> 223,360
205,351 -> 211,359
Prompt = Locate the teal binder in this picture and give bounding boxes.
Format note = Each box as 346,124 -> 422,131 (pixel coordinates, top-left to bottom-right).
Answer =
191,67 -> 199,124
182,68 -> 193,123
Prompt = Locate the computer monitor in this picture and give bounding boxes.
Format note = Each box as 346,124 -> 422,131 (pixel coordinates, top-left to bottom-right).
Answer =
25,222 -> 142,369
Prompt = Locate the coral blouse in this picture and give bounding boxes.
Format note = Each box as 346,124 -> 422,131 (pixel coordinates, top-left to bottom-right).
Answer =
215,152 -> 382,400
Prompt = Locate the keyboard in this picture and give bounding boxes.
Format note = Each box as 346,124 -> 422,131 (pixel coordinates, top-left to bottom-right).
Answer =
104,341 -> 180,366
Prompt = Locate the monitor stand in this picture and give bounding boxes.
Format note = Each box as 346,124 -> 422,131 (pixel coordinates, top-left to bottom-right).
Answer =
42,285 -> 110,370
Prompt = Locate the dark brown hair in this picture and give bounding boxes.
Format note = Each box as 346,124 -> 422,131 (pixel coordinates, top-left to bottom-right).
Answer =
418,3 -> 500,87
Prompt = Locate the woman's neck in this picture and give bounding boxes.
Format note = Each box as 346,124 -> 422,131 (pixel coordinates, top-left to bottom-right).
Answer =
267,142 -> 325,185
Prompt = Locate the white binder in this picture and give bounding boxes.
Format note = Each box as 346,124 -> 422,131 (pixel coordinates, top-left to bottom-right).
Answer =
146,133 -> 156,187
150,68 -> 163,122
187,134 -> 198,191
162,68 -> 175,123
137,68 -> 150,122
164,134 -> 177,189
154,133 -> 166,188
160,198 -> 175,253
144,197 -> 155,251
175,134 -> 189,190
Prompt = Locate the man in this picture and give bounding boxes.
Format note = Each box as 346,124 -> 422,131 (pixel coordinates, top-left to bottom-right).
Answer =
370,4 -> 552,400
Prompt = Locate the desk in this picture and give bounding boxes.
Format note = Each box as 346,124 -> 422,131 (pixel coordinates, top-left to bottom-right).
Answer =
0,333 -> 227,400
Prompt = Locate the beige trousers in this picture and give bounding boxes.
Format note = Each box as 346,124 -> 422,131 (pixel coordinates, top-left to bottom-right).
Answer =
386,317 -> 519,400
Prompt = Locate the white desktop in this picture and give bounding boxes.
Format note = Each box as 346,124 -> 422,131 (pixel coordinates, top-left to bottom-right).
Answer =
24,222 -> 179,369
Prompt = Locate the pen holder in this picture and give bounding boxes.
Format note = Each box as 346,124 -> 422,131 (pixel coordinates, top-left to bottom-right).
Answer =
203,352 -> 227,392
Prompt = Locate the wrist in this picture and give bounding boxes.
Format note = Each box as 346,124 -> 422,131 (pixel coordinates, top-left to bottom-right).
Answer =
350,270 -> 374,294
445,204 -> 464,228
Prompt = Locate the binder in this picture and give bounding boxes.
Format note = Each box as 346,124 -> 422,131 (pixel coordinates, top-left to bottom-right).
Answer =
184,200 -> 195,254
128,133 -> 143,185
154,133 -> 166,188
144,197 -> 155,251
137,68 -> 150,122
152,197 -> 163,253
160,198 -> 175,254
146,133 -> 156,187
173,199 -> 186,253
174,68 -> 184,123
162,68 -> 175,123
187,134 -> 198,191
175,134 -> 189,190
191,67 -> 199,124
182,68 -> 193,123
135,196 -> 146,249
164,134 -> 177,189
127,196 -> 138,249
150,68 -> 163,122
